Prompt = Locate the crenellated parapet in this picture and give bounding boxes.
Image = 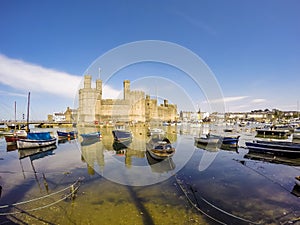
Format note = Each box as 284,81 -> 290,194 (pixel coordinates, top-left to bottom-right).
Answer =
78,76 -> 177,124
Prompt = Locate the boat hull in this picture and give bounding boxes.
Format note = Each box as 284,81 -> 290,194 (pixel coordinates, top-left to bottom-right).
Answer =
57,131 -> 77,138
147,148 -> 175,160
17,138 -> 57,149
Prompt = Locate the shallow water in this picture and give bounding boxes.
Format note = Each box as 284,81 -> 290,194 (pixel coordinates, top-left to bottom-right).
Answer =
0,126 -> 299,224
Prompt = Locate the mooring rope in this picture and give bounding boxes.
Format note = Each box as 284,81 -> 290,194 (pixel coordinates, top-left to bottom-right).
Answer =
175,175 -> 260,225
0,179 -> 80,215
233,158 -> 295,195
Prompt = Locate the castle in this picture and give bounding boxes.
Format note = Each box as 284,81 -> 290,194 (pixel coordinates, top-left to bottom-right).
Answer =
78,75 -> 177,124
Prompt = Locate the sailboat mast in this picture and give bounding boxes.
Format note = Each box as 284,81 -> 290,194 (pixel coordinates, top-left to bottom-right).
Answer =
26,92 -> 30,132
14,101 -> 16,122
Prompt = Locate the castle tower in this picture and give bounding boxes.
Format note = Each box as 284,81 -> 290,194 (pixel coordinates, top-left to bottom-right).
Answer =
96,79 -> 102,100
123,80 -> 130,100
78,75 -> 97,124
84,75 -> 92,89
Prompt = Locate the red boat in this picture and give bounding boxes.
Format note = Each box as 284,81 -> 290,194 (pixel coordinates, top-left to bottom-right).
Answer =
5,130 -> 27,144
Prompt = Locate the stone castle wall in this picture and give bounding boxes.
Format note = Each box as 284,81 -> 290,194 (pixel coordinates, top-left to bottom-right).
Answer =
78,75 -> 177,124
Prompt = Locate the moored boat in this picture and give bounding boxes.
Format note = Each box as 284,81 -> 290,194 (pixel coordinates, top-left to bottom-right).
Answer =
4,130 -> 27,144
245,140 -> 300,157
194,136 -> 220,145
57,130 -> 77,138
147,128 -> 165,136
146,137 -> 175,160
17,132 -> 57,149
209,134 -> 240,147
293,127 -> 300,140
256,128 -> 290,138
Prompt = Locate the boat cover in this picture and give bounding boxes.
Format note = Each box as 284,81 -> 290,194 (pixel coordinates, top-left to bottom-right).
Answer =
27,132 -> 52,140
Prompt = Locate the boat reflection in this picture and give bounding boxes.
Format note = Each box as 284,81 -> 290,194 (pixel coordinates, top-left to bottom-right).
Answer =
81,137 -> 101,146
194,141 -> 219,152
6,143 -> 17,151
244,151 -> 300,166
18,145 -> 57,160
112,140 -> 130,151
291,185 -> 300,197
145,151 -> 176,173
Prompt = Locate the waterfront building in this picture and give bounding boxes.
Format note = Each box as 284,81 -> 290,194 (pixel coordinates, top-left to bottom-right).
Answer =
78,75 -> 177,125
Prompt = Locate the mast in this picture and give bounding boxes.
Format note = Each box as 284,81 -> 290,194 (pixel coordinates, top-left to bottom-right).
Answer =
26,92 -> 30,132
14,101 -> 17,130
297,100 -> 299,118
14,101 -> 16,122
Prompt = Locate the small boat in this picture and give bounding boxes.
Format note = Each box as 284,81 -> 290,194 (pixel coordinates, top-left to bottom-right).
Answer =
194,136 -> 220,145
4,130 -> 27,144
17,132 -> 57,149
146,137 -> 175,160
223,128 -> 233,133
293,127 -> 300,140
256,128 -> 290,138
147,128 -> 165,136
209,134 -> 240,147
80,131 -> 101,139
57,130 -> 77,138
112,130 -> 132,143
245,140 -> 300,157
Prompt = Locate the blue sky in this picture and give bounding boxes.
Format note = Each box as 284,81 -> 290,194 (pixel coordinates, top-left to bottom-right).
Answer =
0,0 -> 299,120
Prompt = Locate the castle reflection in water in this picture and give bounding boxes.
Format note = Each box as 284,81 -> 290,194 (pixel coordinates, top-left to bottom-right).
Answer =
79,125 -> 178,175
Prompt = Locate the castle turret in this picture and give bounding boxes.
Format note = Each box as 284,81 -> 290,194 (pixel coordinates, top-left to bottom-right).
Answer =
96,79 -> 102,100
123,80 -> 130,100
84,75 -> 92,89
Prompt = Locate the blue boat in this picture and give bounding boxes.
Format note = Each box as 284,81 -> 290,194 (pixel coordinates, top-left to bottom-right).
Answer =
209,134 -> 240,147
57,130 -> 77,138
17,132 -> 57,149
245,140 -> 300,157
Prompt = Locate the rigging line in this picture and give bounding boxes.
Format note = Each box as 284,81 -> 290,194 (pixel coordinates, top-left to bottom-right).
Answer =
233,159 -> 294,194
0,179 -> 80,209
175,175 -> 260,225
0,185 -> 79,216
175,176 -> 226,225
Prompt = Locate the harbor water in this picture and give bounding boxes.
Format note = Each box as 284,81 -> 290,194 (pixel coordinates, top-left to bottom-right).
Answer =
0,125 -> 299,224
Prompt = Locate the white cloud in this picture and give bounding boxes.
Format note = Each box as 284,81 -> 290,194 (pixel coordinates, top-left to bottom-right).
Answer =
202,96 -> 249,104
0,90 -> 28,98
0,54 -> 82,98
223,96 -> 249,103
102,85 -> 122,99
251,98 -> 267,103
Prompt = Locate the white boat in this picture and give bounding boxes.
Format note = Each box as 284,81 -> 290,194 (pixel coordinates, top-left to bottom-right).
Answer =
293,127 -> 300,140
194,136 -> 220,145
147,128 -> 165,136
17,132 -> 57,149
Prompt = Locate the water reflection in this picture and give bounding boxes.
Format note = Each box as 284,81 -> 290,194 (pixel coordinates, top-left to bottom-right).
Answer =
1,125 -> 299,224
77,126 -> 196,186
18,145 -> 57,160
245,151 -> 300,166
145,151 -> 176,173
